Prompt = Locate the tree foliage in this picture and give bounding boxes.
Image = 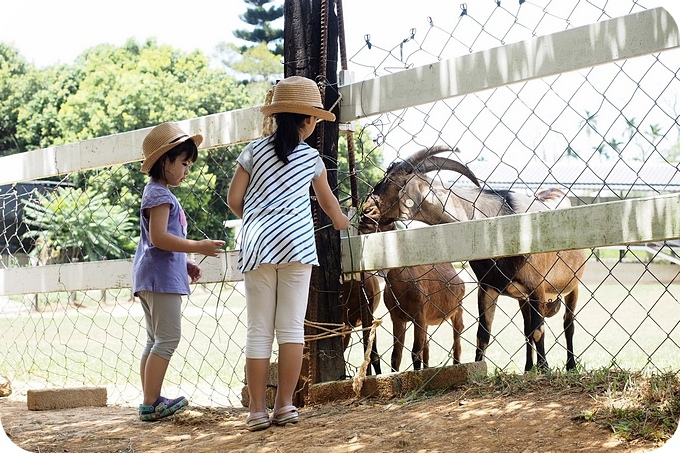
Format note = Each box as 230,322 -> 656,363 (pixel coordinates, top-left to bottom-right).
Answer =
1,30 -> 385,260
55,39 -> 250,144
233,0 -> 284,55
1,39 -> 255,252
0,44 -> 37,156
215,41 -> 282,102
2,39 -> 251,153
337,125 -> 385,207
21,186 -> 136,262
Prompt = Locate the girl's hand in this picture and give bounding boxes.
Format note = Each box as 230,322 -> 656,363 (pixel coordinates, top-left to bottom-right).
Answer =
332,214 -> 351,230
196,239 -> 226,257
187,260 -> 202,283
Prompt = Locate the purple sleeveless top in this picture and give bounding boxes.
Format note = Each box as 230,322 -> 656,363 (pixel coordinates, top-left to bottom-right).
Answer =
132,181 -> 190,295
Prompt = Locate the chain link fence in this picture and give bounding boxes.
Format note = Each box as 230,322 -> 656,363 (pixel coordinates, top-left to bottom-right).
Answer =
1,0 -> 679,407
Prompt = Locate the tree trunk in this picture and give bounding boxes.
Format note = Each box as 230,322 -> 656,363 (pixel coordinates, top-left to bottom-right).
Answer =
284,0 -> 344,384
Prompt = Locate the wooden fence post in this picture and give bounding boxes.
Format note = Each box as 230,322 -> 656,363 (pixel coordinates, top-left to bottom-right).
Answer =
284,0 -> 345,386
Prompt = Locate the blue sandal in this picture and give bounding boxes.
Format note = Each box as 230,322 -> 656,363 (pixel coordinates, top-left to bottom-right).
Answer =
139,396 -> 188,421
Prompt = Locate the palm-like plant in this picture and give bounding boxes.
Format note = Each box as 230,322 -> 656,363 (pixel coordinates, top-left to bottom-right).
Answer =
21,186 -> 136,264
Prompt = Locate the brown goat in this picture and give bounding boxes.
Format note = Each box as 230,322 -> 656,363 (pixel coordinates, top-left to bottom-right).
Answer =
384,262 -> 465,372
342,273 -> 382,375
359,146 -> 587,372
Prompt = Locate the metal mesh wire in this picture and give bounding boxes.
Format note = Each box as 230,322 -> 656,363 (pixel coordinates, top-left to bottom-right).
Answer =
1,0 -> 678,407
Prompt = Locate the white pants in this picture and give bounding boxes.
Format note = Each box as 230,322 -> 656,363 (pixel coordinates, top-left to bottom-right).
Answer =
244,262 -> 312,359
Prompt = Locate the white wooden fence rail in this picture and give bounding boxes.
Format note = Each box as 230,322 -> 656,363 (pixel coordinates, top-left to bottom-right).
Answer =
1,7 -> 678,296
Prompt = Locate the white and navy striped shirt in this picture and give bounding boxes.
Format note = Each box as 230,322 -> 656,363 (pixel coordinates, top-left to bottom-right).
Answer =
236,136 -> 325,272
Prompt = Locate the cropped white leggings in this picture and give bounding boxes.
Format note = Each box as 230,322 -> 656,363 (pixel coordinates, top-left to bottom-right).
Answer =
244,262 -> 312,359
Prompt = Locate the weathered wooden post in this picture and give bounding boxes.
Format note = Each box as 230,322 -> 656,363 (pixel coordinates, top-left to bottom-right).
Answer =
283,0 -> 345,386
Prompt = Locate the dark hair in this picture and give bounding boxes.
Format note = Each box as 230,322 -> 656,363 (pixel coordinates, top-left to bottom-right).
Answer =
148,139 -> 199,181
273,112 -> 309,164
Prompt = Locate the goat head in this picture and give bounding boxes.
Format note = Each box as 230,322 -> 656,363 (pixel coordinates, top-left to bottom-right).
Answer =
359,146 -> 479,234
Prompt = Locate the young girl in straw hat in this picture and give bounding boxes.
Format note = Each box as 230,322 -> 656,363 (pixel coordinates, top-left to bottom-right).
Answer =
228,76 -> 350,431
133,122 -> 225,421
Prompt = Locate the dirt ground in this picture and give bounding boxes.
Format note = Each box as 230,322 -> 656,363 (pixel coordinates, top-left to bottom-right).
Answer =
1,383 -> 673,453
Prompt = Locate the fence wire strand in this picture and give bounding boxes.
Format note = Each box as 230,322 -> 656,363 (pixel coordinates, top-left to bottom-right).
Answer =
1,0 -> 679,407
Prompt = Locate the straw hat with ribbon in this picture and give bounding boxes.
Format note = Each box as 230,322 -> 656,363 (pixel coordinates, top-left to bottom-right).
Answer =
141,122 -> 203,174
260,76 -> 336,122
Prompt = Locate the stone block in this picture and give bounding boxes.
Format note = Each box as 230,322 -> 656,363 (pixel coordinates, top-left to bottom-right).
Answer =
27,387 -> 107,411
307,361 -> 487,405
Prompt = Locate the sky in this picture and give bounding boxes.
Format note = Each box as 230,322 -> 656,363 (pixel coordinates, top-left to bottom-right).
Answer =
2,0 -> 679,169
1,1 -> 677,74
0,0 -> 451,69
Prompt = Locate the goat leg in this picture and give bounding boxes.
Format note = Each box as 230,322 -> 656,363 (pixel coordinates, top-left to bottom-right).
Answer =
391,319 -> 407,372
563,289 -> 579,371
370,333 -> 382,375
519,298 -> 536,371
531,298 -> 549,371
453,314 -> 463,364
412,317 -> 427,371
359,280 -> 375,375
475,286 -> 499,362
423,337 -> 430,369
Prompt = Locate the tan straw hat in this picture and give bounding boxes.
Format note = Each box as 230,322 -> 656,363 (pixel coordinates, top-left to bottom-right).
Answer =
141,122 -> 203,174
260,76 -> 336,122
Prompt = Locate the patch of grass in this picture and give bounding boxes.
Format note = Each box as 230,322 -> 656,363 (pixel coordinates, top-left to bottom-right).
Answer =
466,366 -> 679,444
587,370 -> 680,443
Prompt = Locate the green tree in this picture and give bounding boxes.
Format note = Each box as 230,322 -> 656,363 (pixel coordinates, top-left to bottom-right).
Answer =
215,41 -> 282,102
336,124 -> 385,207
0,44 -> 39,155
234,0 -> 284,55
54,39 -> 250,143
623,117 -> 664,162
16,64 -> 83,150
0,39 -> 258,255
666,142 -> 680,162
171,154 -> 223,241
578,110 -> 608,160
50,39 -> 251,241
215,0 -> 283,102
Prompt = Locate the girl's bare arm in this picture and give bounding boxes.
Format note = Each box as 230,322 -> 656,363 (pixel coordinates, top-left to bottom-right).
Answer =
227,164 -> 250,218
312,167 -> 350,230
148,204 -> 224,256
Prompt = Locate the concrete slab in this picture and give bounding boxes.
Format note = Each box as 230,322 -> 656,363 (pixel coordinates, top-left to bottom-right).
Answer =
27,387 -> 107,411
308,361 -> 487,405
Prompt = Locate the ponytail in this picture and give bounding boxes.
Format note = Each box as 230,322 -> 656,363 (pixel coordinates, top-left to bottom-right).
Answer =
272,113 -> 309,164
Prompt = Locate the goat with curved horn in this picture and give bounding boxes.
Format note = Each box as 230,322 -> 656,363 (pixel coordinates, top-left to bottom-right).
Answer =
359,147 -> 587,372
396,146 -> 481,188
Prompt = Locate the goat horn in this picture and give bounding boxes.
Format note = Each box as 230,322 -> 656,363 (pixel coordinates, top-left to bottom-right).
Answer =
393,145 -> 456,174
400,145 -> 456,171
414,157 -> 481,187
391,146 -> 478,186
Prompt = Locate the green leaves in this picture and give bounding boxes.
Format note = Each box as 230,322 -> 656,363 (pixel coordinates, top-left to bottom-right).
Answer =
1,39 -> 251,153
21,186 -> 136,262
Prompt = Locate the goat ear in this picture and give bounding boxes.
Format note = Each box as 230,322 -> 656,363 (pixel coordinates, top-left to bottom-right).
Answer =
414,157 -> 481,188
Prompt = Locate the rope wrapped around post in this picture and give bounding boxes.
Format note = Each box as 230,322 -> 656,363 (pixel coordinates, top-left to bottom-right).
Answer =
303,317 -> 382,397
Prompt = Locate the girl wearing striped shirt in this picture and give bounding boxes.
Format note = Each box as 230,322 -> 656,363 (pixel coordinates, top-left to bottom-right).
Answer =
227,76 -> 350,431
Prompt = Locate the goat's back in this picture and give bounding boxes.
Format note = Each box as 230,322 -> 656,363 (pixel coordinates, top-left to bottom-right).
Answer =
384,263 -> 465,325
471,249 -> 586,306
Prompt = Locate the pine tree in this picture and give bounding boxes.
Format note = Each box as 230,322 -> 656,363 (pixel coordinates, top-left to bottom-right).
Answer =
234,0 -> 284,55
